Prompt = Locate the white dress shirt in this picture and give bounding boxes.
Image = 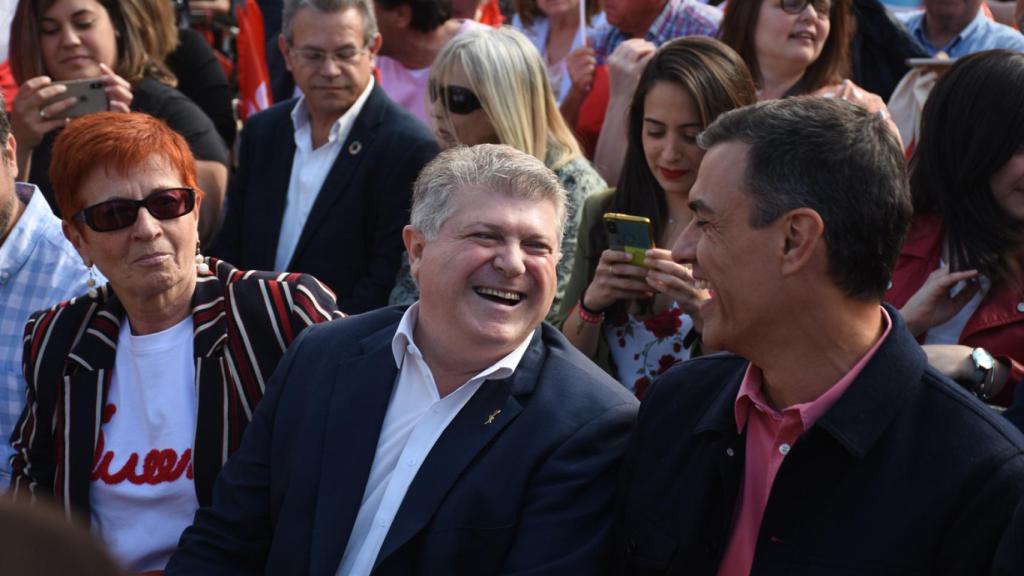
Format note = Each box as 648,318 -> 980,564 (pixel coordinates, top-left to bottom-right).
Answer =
335,303 -> 533,576
274,77 -> 375,271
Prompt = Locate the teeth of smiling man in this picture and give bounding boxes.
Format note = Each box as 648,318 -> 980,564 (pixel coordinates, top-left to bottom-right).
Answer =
476,287 -> 524,302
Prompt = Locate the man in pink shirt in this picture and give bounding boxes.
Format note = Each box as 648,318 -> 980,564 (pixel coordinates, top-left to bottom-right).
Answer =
613,98 -> 1024,575
373,0 -> 489,127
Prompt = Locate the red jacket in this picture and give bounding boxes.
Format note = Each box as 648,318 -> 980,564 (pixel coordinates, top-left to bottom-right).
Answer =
887,214 -> 1024,404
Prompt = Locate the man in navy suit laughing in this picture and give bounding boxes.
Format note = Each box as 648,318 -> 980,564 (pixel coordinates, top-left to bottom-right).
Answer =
168,144 -> 638,575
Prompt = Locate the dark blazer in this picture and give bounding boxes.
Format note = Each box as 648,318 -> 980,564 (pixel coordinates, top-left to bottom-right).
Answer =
212,85 -> 440,314
615,306 -> 1024,575
8,259 -> 341,520
167,306 -> 638,575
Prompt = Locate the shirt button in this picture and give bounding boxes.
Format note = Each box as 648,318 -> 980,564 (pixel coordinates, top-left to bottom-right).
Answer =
778,443 -> 791,455
726,448 -> 735,457
886,281 -> 893,290
0,271 -> 8,282
406,457 -> 417,467
1017,302 -> 1024,313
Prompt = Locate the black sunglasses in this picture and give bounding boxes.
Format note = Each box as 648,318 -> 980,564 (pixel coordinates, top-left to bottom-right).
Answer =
780,0 -> 831,14
428,83 -> 483,115
73,187 -> 196,232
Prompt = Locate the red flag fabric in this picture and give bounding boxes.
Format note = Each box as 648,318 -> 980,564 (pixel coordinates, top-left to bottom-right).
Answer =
478,0 -> 504,26
235,0 -> 272,121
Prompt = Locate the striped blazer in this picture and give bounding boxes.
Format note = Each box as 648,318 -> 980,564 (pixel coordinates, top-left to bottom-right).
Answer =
9,258 -> 343,519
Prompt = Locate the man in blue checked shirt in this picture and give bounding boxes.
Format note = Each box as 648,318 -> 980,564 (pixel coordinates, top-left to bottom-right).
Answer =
0,100 -> 98,490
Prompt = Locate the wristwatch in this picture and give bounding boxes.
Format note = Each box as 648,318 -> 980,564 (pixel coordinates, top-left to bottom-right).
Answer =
970,347 -> 996,399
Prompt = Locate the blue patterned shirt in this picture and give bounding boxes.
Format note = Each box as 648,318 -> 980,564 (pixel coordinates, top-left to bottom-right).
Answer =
0,183 -> 98,489
589,0 -> 722,64
899,9 -> 1024,57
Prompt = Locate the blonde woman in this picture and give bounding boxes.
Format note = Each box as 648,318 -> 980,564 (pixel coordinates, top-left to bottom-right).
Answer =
389,27 -> 606,316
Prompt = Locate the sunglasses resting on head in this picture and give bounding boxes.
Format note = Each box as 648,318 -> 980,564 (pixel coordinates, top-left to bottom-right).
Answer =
72,188 -> 196,232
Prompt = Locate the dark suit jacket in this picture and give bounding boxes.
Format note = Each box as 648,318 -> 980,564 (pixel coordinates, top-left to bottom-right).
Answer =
167,306 -> 638,575
8,259 -> 341,519
212,86 -> 439,314
614,306 -> 1024,575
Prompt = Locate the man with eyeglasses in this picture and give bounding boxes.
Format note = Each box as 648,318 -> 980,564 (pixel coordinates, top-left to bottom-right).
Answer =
0,97 -> 97,491
898,0 -> 1024,57
212,0 -> 439,315
373,0 -> 489,127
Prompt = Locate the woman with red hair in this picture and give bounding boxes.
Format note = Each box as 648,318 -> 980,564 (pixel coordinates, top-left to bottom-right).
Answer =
8,112 -> 342,573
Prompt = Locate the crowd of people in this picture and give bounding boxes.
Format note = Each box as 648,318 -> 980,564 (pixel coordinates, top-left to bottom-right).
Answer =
0,0 -> 1023,574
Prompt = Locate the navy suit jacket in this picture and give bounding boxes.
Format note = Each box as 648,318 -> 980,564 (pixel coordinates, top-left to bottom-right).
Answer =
212,85 -> 439,314
167,306 -> 638,575
615,305 -> 1024,575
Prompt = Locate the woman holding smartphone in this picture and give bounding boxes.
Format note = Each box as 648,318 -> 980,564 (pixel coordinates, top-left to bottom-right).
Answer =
556,37 -> 756,397
9,0 -> 228,244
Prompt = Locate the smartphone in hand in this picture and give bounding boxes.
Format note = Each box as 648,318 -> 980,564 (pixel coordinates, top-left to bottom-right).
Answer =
40,79 -> 109,119
604,212 -> 654,267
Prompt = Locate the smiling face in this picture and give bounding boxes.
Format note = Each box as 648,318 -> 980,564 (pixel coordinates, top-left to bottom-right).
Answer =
672,141 -> 783,354
63,154 -> 200,307
755,0 -> 830,76
642,81 -> 705,201
281,6 -> 380,123
431,62 -> 499,149
39,0 -> 118,81
991,148 -> 1024,224
407,185 -> 560,364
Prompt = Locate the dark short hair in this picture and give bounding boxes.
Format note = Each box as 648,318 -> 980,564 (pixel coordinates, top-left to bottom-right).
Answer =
910,50 -> 1024,287
376,0 -> 451,33
699,97 -> 911,300
719,0 -> 851,95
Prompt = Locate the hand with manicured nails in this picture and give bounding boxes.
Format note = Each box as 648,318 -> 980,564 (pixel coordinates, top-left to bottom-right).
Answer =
582,249 -> 653,312
644,248 -> 708,332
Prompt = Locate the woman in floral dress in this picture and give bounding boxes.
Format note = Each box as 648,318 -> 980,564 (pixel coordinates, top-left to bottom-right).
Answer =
556,37 -> 756,397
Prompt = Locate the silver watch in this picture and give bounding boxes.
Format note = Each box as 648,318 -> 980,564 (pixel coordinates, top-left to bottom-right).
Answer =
970,347 -> 996,399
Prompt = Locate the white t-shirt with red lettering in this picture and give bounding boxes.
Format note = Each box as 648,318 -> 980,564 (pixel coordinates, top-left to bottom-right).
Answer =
90,316 -> 198,573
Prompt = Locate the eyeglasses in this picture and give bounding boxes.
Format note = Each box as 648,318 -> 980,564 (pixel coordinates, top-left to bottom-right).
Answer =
780,0 -> 831,15
289,45 -> 368,68
73,188 -> 196,232
428,83 -> 483,115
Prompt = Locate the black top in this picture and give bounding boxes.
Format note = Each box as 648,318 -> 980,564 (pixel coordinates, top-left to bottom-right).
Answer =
30,76 -> 229,216
167,27 -> 236,147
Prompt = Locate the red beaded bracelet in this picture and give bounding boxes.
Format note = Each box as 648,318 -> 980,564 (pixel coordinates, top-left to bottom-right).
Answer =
577,298 -> 605,324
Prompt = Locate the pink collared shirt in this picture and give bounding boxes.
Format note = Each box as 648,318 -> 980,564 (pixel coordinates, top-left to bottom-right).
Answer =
716,308 -> 893,576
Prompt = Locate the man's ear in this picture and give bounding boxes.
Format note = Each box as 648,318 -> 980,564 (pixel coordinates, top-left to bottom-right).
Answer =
403,225 -> 427,283
4,133 -> 17,179
778,208 -> 825,277
278,34 -> 293,72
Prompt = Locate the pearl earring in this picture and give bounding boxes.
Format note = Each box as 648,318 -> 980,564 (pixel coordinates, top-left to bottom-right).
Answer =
86,265 -> 98,299
195,243 -> 209,275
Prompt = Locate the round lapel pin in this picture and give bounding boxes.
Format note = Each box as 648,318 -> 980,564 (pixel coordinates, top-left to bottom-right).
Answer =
348,141 -> 363,155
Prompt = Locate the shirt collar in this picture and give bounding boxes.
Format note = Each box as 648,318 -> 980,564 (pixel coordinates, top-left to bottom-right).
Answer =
646,0 -> 680,44
914,7 -> 985,54
290,76 -> 376,149
734,306 -> 894,434
392,302 -> 534,390
0,183 -> 60,277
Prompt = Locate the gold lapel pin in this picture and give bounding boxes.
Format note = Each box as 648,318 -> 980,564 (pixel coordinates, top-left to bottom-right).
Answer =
484,409 -> 502,425
348,141 -> 362,155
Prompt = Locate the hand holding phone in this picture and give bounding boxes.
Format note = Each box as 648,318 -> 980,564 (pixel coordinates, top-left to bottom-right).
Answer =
40,79 -> 109,119
604,212 -> 654,266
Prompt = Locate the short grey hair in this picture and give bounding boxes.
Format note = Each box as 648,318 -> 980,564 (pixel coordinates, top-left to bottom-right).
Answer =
411,144 -> 567,242
282,0 -> 378,46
